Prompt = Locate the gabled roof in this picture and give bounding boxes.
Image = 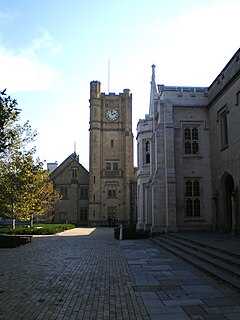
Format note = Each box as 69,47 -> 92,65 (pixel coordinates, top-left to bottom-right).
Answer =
49,154 -> 88,180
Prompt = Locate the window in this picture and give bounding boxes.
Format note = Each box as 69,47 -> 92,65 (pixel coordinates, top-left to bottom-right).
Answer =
236,91 -> 240,105
107,185 -> 116,198
60,186 -> 68,199
72,168 -> 77,178
143,140 -> 150,164
111,139 -> 114,147
220,110 -> 228,149
80,208 -> 88,221
80,186 -> 88,200
113,162 -> 118,171
106,162 -> 111,170
184,126 -> 199,155
185,179 -> 201,217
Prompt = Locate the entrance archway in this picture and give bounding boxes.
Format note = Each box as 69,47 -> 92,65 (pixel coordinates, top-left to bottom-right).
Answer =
219,172 -> 235,232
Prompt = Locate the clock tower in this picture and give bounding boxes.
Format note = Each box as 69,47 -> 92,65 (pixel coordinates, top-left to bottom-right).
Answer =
89,81 -> 135,225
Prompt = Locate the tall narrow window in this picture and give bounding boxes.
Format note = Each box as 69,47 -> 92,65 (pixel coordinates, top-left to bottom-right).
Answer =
143,140 -> 150,164
184,127 -> 199,155
220,110 -> 228,149
106,162 -> 111,170
107,185 -> 116,198
80,208 -> 88,220
111,139 -> 114,147
60,186 -> 68,199
72,168 -> 77,178
113,162 -> 118,171
80,186 -> 89,200
185,179 -> 201,217
236,91 -> 240,105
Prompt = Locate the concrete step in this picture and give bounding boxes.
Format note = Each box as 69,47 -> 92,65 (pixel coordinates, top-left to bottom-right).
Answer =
165,235 -> 240,274
168,233 -> 240,263
150,236 -> 240,293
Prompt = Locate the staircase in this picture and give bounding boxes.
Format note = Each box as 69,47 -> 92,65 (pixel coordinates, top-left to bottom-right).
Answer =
150,234 -> 240,293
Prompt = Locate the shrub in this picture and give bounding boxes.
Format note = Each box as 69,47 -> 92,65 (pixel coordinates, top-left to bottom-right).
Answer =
114,225 -> 150,240
0,223 -> 75,235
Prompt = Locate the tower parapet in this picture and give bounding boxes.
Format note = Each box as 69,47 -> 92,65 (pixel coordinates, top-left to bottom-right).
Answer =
90,81 -> 101,98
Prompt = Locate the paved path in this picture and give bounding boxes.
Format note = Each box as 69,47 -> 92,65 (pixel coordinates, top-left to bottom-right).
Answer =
0,228 -> 148,320
0,228 -> 240,320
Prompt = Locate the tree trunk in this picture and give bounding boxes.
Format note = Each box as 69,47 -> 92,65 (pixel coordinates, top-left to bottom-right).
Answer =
30,214 -> 34,227
11,201 -> 15,229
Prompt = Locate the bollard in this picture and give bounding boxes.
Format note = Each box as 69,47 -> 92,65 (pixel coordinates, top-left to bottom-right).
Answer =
119,224 -> 123,241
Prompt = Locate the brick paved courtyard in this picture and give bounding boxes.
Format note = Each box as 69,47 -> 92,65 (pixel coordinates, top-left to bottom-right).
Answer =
0,228 -> 148,320
0,228 -> 240,320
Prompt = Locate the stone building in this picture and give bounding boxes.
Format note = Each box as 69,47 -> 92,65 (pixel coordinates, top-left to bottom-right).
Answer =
50,153 -> 89,225
137,48 -> 240,234
88,81 -> 135,226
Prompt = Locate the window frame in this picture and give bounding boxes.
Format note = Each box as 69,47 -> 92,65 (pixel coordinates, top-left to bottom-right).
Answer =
220,109 -> 229,149
79,185 -> 89,200
184,178 -> 201,218
107,185 -> 117,198
79,207 -> 88,221
143,139 -> 150,165
183,125 -> 199,155
60,186 -> 68,200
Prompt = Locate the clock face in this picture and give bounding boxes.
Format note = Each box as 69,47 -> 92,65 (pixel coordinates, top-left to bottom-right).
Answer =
106,109 -> 118,121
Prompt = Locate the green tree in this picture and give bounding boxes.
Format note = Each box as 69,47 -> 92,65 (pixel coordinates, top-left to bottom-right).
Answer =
23,167 -> 61,226
0,90 -> 60,227
0,121 -> 38,227
0,89 -> 21,153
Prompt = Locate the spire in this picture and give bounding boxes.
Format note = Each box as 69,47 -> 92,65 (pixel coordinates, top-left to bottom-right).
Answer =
149,64 -> 157,117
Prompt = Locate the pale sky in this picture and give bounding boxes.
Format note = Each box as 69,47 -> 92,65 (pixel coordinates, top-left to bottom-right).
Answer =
0,0 -> 239,169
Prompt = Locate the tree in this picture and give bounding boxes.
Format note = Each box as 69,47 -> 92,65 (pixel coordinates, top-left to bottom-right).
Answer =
23,166 -> 61,225
0,90 -> 60,227
0,89 -> 21,153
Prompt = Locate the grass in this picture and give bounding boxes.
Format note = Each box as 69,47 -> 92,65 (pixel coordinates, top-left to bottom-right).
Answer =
0,223 -> 76,235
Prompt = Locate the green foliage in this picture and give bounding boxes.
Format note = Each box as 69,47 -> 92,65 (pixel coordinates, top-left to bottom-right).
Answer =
0,89 -> 21,153
0,90 -> 61,226
114,225 -> 150,240
0,223 -> 75,235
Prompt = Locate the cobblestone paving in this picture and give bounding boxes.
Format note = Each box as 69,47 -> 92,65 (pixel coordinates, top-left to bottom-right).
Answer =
0,228 -> 149,320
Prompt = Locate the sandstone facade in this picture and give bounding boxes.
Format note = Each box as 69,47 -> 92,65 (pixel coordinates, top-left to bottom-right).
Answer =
88,82 -> 135,225
50,154 -> 89,225
137,49 -> 240,234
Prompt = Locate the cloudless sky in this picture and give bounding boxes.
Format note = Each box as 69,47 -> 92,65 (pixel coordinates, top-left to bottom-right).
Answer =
0,0 -> 239,169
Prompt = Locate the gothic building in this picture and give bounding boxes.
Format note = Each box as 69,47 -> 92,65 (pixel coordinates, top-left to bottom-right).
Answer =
137,48 -> 240,234
50,154 -> 89,225
50,82 -> 135,226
